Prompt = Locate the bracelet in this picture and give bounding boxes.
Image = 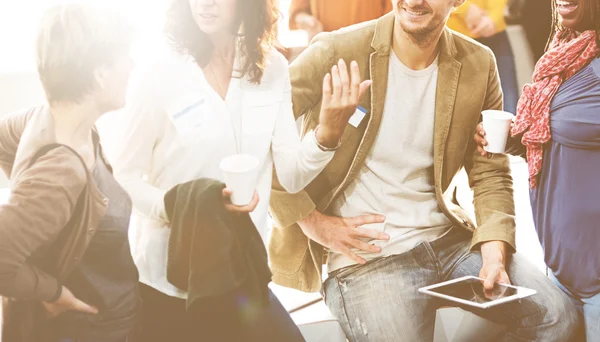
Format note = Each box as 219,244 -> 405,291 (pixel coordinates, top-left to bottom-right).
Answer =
314,125 -> 342,152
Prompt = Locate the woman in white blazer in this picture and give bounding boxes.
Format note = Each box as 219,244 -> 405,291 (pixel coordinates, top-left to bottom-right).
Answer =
107,0 -> 370,340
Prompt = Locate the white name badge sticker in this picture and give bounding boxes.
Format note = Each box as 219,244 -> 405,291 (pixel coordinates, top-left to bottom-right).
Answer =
349,106 -> 367,128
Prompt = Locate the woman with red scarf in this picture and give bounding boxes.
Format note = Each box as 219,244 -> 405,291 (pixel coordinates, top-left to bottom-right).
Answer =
475,0 -> 600,340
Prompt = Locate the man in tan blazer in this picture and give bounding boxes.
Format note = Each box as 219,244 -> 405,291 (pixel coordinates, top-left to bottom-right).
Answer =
269,0 -> 578,341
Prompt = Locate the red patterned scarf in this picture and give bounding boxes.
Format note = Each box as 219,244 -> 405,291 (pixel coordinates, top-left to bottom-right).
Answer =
511,30 -> 599,188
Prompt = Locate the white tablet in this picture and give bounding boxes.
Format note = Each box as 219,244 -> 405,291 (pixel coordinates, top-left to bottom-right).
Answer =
418,276 -> 537,309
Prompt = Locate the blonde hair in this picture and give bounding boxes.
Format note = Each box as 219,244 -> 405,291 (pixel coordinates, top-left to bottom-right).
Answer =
36,3 -> 133,103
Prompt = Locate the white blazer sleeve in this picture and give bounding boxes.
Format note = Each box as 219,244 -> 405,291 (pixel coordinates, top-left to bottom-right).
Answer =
107,70 -> 169,225
270,57 -> 334,194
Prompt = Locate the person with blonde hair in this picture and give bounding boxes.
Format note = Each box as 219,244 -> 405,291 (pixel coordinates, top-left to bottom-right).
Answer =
0,4 -> 138,342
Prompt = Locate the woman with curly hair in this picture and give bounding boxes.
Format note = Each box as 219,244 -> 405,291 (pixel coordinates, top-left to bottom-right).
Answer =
475,0 -> 600,339
109,0 -> 370,341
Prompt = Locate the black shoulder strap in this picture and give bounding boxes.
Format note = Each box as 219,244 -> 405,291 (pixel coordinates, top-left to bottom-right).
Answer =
92,128 -> 112,174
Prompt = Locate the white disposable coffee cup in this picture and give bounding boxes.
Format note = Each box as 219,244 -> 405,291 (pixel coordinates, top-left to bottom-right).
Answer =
482,110 -> 515,153
219,154 -> 260,206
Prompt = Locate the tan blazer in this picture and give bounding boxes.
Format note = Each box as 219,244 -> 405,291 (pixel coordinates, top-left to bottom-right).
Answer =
269,13 -> 516,292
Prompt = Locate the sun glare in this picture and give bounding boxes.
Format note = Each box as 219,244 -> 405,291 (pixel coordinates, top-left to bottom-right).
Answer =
0,0 -> 168,73
0,0 -> 294,73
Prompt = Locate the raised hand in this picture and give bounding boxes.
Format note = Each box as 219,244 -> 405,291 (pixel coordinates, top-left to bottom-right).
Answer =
316,59 -> 372,148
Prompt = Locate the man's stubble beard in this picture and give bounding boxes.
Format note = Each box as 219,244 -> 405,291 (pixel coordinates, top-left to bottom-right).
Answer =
398,18 -> 444,47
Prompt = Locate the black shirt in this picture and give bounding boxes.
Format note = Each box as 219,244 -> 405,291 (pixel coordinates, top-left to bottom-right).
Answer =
54,145 -> 140,340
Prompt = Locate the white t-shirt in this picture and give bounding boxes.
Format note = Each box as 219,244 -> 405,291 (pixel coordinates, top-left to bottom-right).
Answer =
105,49 -> 334,298
328,52 -> 452,272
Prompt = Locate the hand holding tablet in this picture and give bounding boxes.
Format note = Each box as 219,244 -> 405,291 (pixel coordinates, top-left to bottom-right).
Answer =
418,276 -> 537,309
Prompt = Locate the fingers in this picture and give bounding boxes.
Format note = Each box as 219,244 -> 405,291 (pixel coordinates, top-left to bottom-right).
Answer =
346,238 -> 382,254
480,265 -> 510,299
225,192 -> 259,213
322,73 -> 332,104
350,61 -> 361,103
350,226 -> 390,241
349,214 -> 386,227
338,59 -> 350,99
248,192 -> 260,210
474,124 -> 488,157
498,270 -> 511,285
350,61 -> 372,102
474,131 -> 486,144
225,203 -> 251,213
476,123 -> 485,135
338,245 -> 366,265
475,135 -> 488,157
477,145 -> 488,157
358,80 -> 372,101
331,65 -> 342,102
73,299 -> 98,315
333,59 -> 371,104
483,267 -> 500,290
222,188 -> 233,197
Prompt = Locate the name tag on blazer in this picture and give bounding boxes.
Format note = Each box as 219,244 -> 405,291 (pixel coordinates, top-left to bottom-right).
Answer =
167,96 -> 211,136
349,106 -> 367,128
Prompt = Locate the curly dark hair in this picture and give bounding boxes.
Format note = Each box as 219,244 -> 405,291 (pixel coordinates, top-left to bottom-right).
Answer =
547,0 -> 600,54
164,0 -> 279,84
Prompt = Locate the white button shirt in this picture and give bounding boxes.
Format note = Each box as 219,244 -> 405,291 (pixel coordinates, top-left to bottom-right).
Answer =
105,49 -> 333,298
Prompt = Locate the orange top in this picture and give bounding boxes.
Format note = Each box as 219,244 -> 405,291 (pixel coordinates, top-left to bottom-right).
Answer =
289,0 -> 393,32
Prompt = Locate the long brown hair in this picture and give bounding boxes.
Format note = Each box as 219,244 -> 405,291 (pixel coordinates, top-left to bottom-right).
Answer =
547,0 -> 600,54
164,0 -> 279,84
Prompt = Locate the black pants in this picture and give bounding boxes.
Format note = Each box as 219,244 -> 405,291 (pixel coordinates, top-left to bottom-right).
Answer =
134,283 -> 305,342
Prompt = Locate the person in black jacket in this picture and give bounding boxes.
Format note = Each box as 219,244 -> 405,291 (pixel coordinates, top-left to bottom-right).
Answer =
518,0 -> 553,61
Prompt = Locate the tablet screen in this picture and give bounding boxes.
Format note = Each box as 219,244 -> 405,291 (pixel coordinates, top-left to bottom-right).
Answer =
428,278 -> 517,303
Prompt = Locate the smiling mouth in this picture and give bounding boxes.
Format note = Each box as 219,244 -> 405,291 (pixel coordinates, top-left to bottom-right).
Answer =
198,13 -> 217,19
556,0 -> 578,10
403,7 -> 429,16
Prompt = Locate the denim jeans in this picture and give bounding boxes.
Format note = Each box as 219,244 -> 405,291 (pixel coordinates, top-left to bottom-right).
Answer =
322,228 -> 580,342
551,273 -> 600,342
477,30 -> 519,115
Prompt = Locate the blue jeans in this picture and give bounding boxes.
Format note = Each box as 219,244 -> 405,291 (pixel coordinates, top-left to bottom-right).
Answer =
478,30 -> 519,115
551,273 -> 600,342
322,228 -> 580,342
